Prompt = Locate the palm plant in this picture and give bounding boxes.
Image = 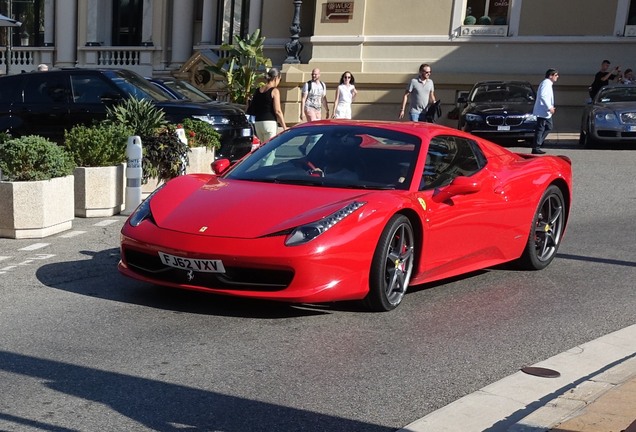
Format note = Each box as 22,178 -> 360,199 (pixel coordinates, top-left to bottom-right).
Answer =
206,29 -> 273,105
105,97 -> 166,137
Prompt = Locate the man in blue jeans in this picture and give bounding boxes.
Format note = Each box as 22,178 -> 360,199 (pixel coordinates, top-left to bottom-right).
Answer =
532,68 -> 559,155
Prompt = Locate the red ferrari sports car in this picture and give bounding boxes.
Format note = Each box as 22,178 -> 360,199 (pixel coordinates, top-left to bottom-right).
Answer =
119,120 -> 572,311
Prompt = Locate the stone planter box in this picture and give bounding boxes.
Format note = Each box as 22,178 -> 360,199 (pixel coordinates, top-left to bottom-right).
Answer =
186,146 -> 216,174
74,164 -> 125,217
0,175 -> 74,239
141,147 -> 215,195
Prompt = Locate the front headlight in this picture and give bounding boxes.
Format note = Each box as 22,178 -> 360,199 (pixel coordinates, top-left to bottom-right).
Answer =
523,114 -> 538,122
285,201 -> 366,246
128,184 -> 165,227
193,115 -> 230,125
464,113 -> 483,122
594,112 -> 617,122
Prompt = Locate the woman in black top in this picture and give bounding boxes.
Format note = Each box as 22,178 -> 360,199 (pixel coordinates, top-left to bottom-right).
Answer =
249,68 -> 288,143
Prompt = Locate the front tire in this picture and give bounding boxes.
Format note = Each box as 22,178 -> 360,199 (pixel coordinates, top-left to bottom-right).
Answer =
363,215 -> 415,312
516,185 -> 566,270
579,122 -> 597,149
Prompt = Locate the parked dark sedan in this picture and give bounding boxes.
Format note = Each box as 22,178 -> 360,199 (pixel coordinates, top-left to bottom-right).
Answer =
458,81 -> 537,145
0,69 -> 254,162
579,85 -> 636,148
148,77 -> 217,103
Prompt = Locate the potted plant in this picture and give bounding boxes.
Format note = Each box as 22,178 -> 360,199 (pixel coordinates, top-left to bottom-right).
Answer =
64,123 -> 134,217
180,118 -> 221,174
206,29 -> 272,105
0,135 -> 75,239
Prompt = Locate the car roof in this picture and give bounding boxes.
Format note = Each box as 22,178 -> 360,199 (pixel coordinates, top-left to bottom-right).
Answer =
473,80 -> 532,86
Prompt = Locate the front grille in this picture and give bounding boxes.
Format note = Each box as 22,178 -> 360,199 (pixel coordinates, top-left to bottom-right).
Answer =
597,130 -> 636,138
124,249 -> 293,291
486,115 -> 525,127
620,112 -> 636,124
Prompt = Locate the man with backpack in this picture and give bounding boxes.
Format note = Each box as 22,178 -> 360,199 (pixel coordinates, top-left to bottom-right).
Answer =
300,68 -> 329,121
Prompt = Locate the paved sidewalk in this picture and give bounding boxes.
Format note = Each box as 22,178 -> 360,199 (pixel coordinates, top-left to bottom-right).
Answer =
512,352 -> 636,432
399,325 -> 636,432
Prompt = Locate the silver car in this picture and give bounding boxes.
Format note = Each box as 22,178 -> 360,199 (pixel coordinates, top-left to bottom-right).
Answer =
579,85 -> 636,148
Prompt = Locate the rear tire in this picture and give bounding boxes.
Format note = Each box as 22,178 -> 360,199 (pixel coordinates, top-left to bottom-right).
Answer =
363,215 -> 415,312
516,185 -> 566,270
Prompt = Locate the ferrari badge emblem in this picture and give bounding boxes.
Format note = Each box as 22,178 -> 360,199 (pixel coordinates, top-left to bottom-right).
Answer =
199,226 -> 208,232
186,270 -> 195,282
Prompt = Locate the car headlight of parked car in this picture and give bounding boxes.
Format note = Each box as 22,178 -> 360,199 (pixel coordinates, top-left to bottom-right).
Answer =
193,114 -> 231,125
523,114 -> 538,123
594,111 -> 617,122
464,113 -> 483,122
285,201 -> 366,246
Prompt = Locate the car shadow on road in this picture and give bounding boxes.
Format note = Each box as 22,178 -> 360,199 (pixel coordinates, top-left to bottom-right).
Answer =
35,247 -> 332,319
0,350 -> 395,432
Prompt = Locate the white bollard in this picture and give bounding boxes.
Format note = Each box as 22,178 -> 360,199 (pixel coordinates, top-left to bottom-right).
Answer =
176,126 -> 188,176
122,136 -> 143,215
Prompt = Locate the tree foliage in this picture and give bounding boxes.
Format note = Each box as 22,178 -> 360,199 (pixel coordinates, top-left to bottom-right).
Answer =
206,29 -> 273,105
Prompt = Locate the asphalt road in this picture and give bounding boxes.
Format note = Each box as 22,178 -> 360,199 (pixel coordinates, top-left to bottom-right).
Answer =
1,144 -> 635,432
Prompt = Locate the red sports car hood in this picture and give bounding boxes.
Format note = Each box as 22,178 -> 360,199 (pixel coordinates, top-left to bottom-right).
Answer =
148,175 -> 374,238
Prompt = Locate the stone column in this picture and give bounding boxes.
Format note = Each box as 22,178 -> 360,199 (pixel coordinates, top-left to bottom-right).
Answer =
171,0 -> 195,65
43,0 -> 55,46
55,0 -> 77,67
142,0 -> 154,45
200,0 -> 216,44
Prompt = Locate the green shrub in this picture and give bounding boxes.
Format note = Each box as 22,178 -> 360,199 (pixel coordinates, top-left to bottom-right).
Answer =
105,97 -> 167,137
180,118 -> 221,150
64,123 -> 134,167
142,124 -> 190,184
0,135 -> 75,181
0,131 -> 11,145
477,16 -> 492,25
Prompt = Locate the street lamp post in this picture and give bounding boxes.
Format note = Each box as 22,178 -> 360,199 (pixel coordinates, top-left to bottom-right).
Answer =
284,0 -> 303,64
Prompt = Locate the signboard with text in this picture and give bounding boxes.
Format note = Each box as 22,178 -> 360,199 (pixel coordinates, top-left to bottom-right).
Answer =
326,1 -> 354,20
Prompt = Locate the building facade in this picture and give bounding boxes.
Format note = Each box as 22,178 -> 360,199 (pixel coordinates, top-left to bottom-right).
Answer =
2,0 -> 635,131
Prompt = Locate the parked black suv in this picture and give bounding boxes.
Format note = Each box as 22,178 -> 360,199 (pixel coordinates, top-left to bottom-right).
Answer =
0,69 -> 254,161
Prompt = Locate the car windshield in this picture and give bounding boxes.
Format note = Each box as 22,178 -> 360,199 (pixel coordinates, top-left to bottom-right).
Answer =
597,87 -> 636,103
106,70 -> 172,101
470,83 -> 534,103
225,124 -> 421,190
163,80 -> 212,102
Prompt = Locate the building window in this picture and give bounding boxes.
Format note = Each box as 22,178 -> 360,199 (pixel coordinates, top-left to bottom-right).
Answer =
0,0 -> 44,47
464,0 -> 510,25
629,0 -> 636,25
112,0 -> 142,46
217,0 -> 249,44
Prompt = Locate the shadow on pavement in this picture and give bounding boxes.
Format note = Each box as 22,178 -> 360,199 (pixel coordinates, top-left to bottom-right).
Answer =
0,350 -> 395,432
35,247 -> 332,319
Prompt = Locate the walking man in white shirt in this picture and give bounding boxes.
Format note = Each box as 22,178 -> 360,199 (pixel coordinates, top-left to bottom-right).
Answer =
532,68 -> 559,154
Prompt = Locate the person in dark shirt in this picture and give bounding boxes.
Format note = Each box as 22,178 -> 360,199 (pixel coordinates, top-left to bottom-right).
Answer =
248,68 -> 288,143
589,60 -> 620,99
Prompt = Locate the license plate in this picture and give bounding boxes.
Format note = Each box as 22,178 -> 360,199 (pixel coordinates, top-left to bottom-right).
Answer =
158,252 -> 226,273
241,128 -> 252,137
497,125 -> 510,131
